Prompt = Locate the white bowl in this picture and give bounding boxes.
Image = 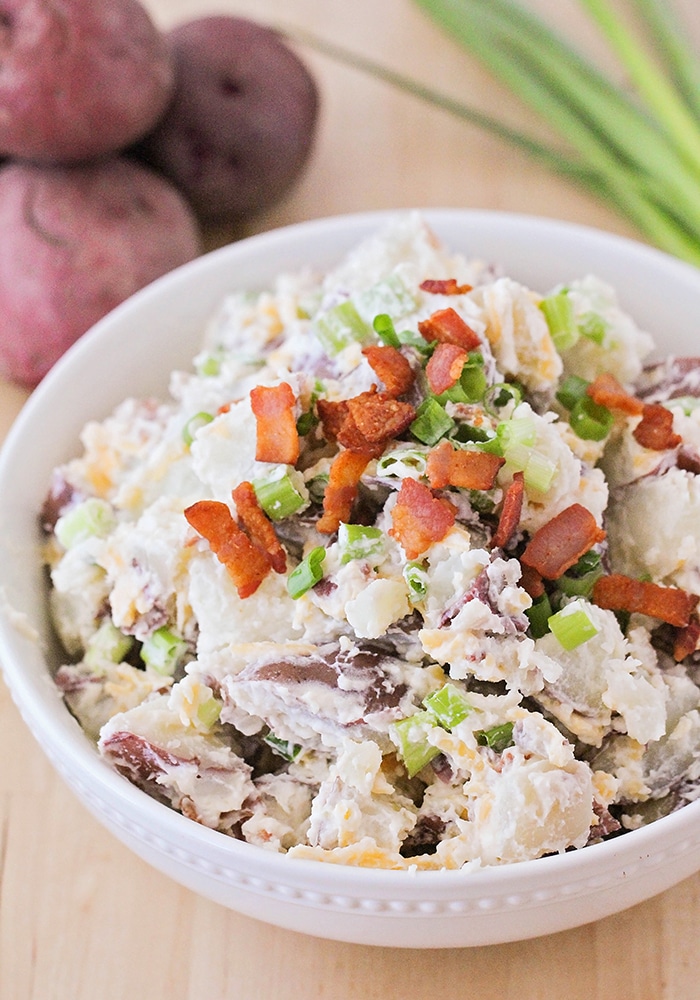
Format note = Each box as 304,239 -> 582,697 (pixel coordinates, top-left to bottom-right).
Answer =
2,209 -> 700,949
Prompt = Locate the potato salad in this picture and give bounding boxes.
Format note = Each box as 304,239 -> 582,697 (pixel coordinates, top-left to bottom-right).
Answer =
42,213 -> 700,870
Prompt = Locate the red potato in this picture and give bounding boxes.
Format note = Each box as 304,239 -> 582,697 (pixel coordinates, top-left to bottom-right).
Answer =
0,159 -> 202,388
134,16 -> 319,221
0,0 -> 174,163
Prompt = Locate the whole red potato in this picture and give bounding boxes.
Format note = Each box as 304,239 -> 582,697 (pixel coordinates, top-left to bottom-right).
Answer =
0,0 -> 174,163
0,159 -> 202,388
134,16 -> 319,221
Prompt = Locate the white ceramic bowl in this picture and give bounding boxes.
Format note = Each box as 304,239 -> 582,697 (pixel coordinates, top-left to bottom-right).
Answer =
2,209 -> 700,949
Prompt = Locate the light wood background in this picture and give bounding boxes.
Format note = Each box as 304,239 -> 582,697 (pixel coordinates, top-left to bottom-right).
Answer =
2,1 -> 700,997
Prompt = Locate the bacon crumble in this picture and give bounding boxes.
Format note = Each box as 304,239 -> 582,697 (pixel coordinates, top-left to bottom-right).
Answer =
418,307 -> 481,351
249,382 -> 300,465
316,449 -> 372,535
521,503 -> 606,580
425,342 -> 468,395
593,573 -> 696,629
389,477 -> 456,559
492,471 -> 525,550
362,345 -> 415,397
184,499 -> 274,599
420,278 -> 473,295
426,438 -> 504,491
232,481 -> 287,574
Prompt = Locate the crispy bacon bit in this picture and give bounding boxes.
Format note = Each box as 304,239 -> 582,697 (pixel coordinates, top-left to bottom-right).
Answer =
420,278 -> 473,295
586,373 -> 644,416
426,439 -> 504,491
184,499 -> 272,598
519,561 -> 545,600
389,477 -> 456,559
521,503 -> 606,579
250,382 -> 300,465
318,389 -> 415,455
633,402 -> 682,451
492,471 -> 525,550
317,449 -> 372,534
362,345 -> 415,397
593,573 -> 696,629
418,307 -> 481,351
425,342 -> 468,395
232,481 -> 286,574
673,618 -> 700,661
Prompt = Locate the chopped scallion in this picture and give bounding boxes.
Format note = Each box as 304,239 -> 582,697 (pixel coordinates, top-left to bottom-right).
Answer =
525,592 -> 553,639
55,498 -> 116,549
373,313 -> 401,348
483,381 -> 522,416
475,722 -> 514,752
557,551 -> 603,598
314,299 -> 373,355
424,683 -> 472,728
141,626 -> 187,676
392,711 -> 441,777
569,395 -> 614,441
540,291 -> 579,351
579,311 -> 608,345
376,447 -> 430,477
252,471 -> 307,521
264,732 -> 303,761
403,560 -> 429,601
84,620 -> 134,669
410,397 -> 455,445
182,411 -> 214,447
338,523 -> 384,564
556,374 -> 591,412
287,546 -> 326,599
548,599 -> 600,650
197,697 -> 222,730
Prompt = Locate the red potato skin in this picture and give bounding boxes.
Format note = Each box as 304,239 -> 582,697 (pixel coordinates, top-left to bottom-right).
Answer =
0,159 -> 202,388
134,16 -> 319,221
0,0 -> 174,162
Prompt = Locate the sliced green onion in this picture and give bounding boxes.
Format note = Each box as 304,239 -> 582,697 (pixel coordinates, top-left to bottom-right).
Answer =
540,290 -> 579,351
84,620 -> 134,669
182,411 -> 214,447
525,592 -> 553,639
373,313 -> 401,348
55,498 -> 116,549
314,299 -> 373,355
376,447 -> 429,477
579,312 -> 608,345
338,523 -> 384,564
450,422 -> 493,445
437,352 -> 486,403
252,471 -> 307,521
141,626 -> 188,676
264,732 -> 302,761
410,397 -> 455,445
196,352 -> 224,377
548,599 -> 600,650
556,374 -> 591,412
197,697 -> 222,730
392,711 -> 441,777
307,473 -> 329,503
557,551 -> 603,598
522,449 -> 557,495
475,722 -> 515,752
569,395 -> 614,441
355,273 -> 418,324
397,327 -> 434,352
483,381 -> 522,416
403,561 -> 428,601
287,546 -> 326,599
424,683 -> 472,728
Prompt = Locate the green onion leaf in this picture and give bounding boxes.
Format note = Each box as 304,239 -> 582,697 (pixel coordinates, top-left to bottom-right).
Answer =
548,599 -> 600,650
287,546 -> 326,599
525,592 -> 553,639
314,299 -> 373,355
410,397 -> 455,444
197,697 -> 222,730
424,683 -> 472,728
182,411 -> 214,447
338,523 -> 384,564
556,374 -> 591,412
141,626 -> 188,676
403,561 -> 429,602
483,381 -> 522,416
540,291 -> 579,351
392,711 -> 441,777
264,732 -> 303,761
84,621 -> 134,670
475,722 -> 515,752
373,313 -> 402,348
55,498 -> 116,549
557,551 -> 603,598
252,471 -> 307,521
569,395 -> 614,441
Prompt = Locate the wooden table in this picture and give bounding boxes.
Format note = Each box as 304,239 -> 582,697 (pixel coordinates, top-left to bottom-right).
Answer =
2,1 -> 700,996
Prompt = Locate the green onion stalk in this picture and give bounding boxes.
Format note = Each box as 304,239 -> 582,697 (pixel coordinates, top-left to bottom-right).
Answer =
280,1 -> 700,267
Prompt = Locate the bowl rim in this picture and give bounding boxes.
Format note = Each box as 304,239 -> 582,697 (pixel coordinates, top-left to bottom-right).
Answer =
3,205 -> 700,897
